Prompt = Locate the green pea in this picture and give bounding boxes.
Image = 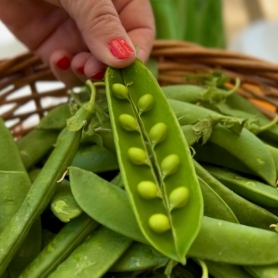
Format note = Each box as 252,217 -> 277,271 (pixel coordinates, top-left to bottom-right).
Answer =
169,187 -> 189,210
119,114 -> 139,132
127,147 -> 148,165
148,214 -> 171,233
161,154 -> 180,177
149,122 -> 167,145
112,83 -> 129,99
137,181 -> 158,199
138,94 -> 154,113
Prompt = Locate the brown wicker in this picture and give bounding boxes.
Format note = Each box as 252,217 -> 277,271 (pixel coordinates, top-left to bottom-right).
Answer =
1,40 -> 278,138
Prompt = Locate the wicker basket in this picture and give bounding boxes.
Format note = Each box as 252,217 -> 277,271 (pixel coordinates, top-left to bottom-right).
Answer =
1,40 -> 278,138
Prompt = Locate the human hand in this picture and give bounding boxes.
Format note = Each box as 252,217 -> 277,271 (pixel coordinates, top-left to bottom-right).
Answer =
0,0 -> 155,86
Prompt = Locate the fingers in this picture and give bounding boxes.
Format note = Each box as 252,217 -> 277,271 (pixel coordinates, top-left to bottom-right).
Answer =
59,0 -> 154,68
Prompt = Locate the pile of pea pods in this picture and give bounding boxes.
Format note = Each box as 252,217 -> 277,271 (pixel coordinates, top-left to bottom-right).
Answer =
2,59 -> 278,278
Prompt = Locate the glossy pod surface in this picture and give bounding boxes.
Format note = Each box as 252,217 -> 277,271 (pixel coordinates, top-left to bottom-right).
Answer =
105,59 -> 203,262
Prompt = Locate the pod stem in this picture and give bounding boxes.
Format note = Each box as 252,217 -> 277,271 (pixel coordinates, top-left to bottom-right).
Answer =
193,258 -> 209,278
255,115 -> 278,134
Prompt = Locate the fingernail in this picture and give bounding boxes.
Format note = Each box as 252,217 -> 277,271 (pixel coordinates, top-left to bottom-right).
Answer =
56,57 -> 70,70
108,38 -> 135,59
90,68 -> 106,80
76,66 -> 85,75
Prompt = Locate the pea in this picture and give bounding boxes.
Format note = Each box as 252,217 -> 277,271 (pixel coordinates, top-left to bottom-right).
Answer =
119,114 -> 139,132
137,181 -> 158,199
161,154 -> 180,177
112,83 -> 129,99
148,214 -> 171,233
149,122 -> 168,145
138,94 -> 154,113
127,147 -> 148,165
169,187 -> 189,210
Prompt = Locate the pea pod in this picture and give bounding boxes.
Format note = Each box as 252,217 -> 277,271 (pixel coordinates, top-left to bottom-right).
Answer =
19,214 -> 98,278
48,226 -> 132,278
105,59 -> 203,262
0,118 -> 42,277
69,166 -> 278,266
194,161 -> 278,230
169,99 -> 277,186
204,164 -> 278,208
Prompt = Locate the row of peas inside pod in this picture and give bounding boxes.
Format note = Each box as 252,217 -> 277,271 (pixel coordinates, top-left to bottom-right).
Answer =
3,58 -> 278,277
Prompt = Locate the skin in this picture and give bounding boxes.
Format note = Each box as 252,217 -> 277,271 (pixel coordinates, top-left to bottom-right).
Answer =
0,0 -> 155,86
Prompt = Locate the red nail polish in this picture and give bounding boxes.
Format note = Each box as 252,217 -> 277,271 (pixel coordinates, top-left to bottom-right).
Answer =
76,66 -> 85,75
108,38 -> 135,59
90,68 -> 106,80
56,57 -> 70,70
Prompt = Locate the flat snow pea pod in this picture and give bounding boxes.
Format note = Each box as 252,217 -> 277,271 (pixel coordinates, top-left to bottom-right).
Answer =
0,128 -> 82,275
109,242 -> 168,272
245,264 -> 278,278
69,166 -> 148,244
71,143 -> 119,173
19,214 -> 98,278
204,165 -> 278,208
0,118 -> 42,277
169,99 -> 277,186
50,180 -> 82,222
48,225 -> 133,278
69,167 -> 278,266
205,261 -> 252,278
105,59 -> 203,262
198,177 -> 238,223
194,161 -> 278,230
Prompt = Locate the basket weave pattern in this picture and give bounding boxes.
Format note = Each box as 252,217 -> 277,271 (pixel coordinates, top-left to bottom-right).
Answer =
1,40 -> 278,138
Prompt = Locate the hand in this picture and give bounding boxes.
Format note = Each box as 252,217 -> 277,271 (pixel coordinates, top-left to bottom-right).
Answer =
0,0 -> 155,86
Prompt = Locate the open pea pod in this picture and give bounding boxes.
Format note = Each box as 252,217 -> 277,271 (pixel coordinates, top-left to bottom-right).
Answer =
105,59 -> 203,263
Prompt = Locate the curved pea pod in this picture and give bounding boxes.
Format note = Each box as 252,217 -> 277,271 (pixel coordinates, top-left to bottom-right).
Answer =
198,177 -> 238,223
48,226 -> 132,278
19,214 -> 98,278
109,242 -> 168,272
169,99 -> 277,186
0,118 -> 42,277
194,161 -> 278,230
50,180 -> 82,222
204,164 -> 278,208
105,59 -> 203,262
71,144 -> 119,173
69,167 -> 278,266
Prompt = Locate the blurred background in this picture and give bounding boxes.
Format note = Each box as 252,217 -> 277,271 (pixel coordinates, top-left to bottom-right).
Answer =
1,0 -> 278,62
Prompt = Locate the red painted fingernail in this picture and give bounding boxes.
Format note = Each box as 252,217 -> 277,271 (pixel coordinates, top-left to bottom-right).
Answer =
76,66 -> 85,75
90,68 -> 106,80
108,38 -> 135,59
56,57 -> 70,70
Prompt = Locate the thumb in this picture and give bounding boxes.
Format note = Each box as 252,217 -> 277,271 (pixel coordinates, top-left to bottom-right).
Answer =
49,0 -> 136,68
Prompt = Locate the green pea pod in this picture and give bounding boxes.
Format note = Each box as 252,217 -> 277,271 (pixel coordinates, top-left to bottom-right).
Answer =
0,128 -> 82,275
19,214 -> 98,278
0,118 -> 42,277
105,59 -> 203,262
205,261 -> 252,278
194,161 -> 278,230
245,264 -> 278,278
71,144 -> 118,173
169,99 -> 277,186
69,166 -> 278,266
17,129 -> 60,171
198,177 -> 238,223
109,242 -> 168,272
50,180 -> 82,222
204,164 -> 278,208
48,225 -> 132,278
